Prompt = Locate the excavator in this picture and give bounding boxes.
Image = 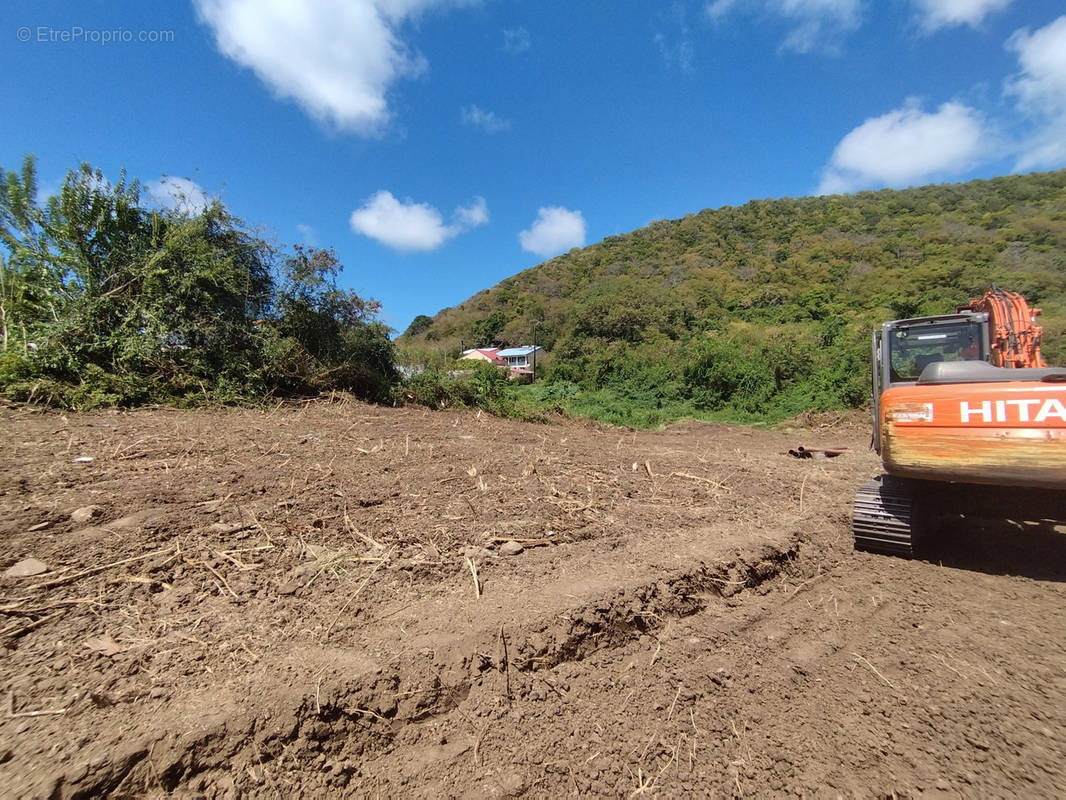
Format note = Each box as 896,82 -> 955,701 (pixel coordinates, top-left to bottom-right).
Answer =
853,287 -> 1066,556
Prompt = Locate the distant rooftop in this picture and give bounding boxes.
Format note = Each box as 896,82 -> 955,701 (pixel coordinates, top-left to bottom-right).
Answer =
497,345 -> 543,357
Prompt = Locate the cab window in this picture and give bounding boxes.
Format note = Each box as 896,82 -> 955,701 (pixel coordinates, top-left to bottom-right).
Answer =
889,321 -> 983,381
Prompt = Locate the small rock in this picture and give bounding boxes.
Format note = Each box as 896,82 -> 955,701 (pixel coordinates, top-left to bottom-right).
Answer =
499,540 -> 524,556
84,634 -> 124,657
5,557 -> 49,577
303,543 -> 335,561
70,505 -> 103,525
108,508 -> 166,531
208,522 -> 244,534
69,527 -> 111,543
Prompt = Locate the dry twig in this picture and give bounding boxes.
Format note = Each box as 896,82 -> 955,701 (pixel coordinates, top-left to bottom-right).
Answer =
323,551 -> 392,639
30,547 -> 175,591
8,692 -> 67,718
344,507 -> 384,549
195,559 -> 240,599
852,652 -> 899,691
0,610 -> 65,641
498,626 -> 511,702
670,471 -> 727,490
465,557 -> 481,599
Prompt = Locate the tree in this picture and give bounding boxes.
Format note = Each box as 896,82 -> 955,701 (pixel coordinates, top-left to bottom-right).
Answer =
268,245 -> 396,399
471,311 -> 507,347
405,314 -> 433,337
0,154 -> 60,353
0,154 -> 398,407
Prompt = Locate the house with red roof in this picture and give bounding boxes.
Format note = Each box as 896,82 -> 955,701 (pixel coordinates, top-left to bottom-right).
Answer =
458,347 -> 506,366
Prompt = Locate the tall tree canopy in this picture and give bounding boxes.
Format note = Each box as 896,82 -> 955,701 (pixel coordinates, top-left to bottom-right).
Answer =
0,155 -> 395,407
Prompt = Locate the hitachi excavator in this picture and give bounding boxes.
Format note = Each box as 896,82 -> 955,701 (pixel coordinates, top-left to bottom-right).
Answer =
853,287 -> 1066,556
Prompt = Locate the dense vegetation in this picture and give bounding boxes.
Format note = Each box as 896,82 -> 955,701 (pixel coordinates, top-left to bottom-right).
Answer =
0,155 -> 395,408
400,169 -> 1066,425
5,153 -> 1064,426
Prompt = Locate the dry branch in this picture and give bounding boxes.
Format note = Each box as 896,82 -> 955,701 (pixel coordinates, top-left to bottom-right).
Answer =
0,610 -> 64,641
465,557 -> 481,599
0,598 -> 101,616
8,692 -> 67,718
196,559 -> 240,599
323,552 -> 392,639
30,548 -> 175,591
344,508 -> 384,549
670,471 -> 728,490
498,625 -> 511,702
490,537 -> 554,547
852,652 -> 899,691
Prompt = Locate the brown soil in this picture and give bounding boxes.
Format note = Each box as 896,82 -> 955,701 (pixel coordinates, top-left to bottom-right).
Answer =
1,399 -> 1064,798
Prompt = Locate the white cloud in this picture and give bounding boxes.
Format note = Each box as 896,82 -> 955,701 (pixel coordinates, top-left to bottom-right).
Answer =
705,0 -> 737,20
147,176 -> 212,215
461,105 -> 511,133
193,0 -> 471,134
350,191 -> 488,252
454,196 -> 489,228
1006,15 -> 1066,170
911,0 -> 1012,32
1013,128 -> 1066,172
296,223 -> 318,246
653,4 -> 695,75
502,27 -> 531,54
1007,16 -> 1066,114
706,0 -> 861,54
818,100 -> 988,194
518,207 -> 586,258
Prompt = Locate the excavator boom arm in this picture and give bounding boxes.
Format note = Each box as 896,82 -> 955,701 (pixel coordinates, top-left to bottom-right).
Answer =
959,287 -> 1046,368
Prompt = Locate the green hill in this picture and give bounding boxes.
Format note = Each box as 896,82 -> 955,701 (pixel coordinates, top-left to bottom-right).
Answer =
399,170 -> 1066,425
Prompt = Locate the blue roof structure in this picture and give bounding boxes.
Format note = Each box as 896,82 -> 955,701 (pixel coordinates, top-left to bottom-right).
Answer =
496,346 -> 542,357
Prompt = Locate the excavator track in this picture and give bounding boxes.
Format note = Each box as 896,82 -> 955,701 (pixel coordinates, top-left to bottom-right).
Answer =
852,475 -> 916,557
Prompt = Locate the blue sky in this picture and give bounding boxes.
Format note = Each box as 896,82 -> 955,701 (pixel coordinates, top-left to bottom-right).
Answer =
3,1 -> 1065,334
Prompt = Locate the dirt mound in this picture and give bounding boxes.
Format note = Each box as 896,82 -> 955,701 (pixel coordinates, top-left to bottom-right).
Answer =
2,401 -> 1064,797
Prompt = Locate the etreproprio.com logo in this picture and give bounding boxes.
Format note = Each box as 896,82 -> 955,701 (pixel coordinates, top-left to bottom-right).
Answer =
16,26 -> 175,44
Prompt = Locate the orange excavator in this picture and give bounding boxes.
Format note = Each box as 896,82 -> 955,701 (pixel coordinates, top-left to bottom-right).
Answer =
853,287 -> 1066,556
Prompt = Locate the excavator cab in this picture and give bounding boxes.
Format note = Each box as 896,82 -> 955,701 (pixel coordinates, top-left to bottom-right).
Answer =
871,313 -> 989,452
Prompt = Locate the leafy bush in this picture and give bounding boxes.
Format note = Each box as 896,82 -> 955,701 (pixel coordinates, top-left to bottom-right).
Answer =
0,155 -> 396,407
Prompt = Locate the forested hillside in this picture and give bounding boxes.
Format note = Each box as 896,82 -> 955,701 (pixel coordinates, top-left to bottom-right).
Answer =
401,170 -> 1066,423
5,154 -> 1064,425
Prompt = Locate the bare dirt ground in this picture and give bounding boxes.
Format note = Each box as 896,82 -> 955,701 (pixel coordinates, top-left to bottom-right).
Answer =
1,398 -> 1064,799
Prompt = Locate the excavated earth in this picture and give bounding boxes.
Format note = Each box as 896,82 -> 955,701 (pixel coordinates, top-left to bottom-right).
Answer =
1,399 -> 1064,799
